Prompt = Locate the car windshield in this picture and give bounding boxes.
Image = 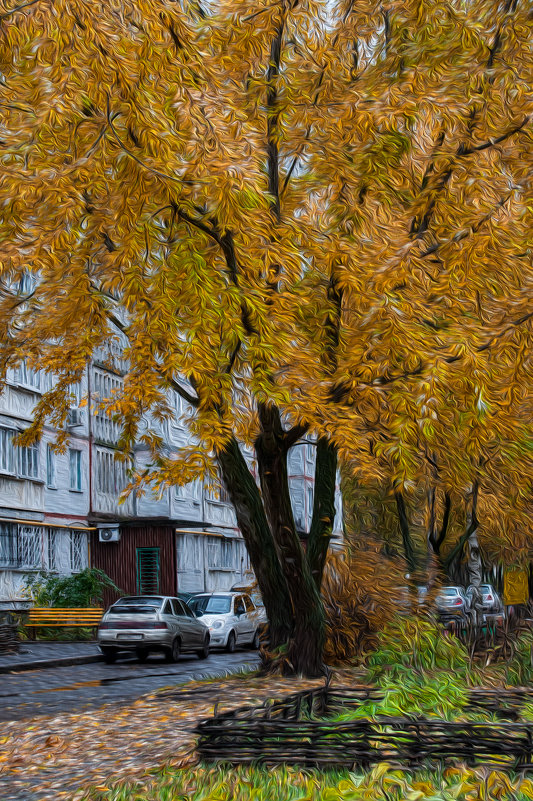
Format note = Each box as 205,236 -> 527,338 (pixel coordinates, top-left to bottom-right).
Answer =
192,596 -> 232,615
441,588 -> 460,596
108,605 -> 158,615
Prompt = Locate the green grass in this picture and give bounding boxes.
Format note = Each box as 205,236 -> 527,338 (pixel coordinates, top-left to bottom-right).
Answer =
80,763 -> 533,801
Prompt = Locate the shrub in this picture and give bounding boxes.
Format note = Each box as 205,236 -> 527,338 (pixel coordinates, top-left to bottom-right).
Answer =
365,617 -> 470,683
25,568 -> 121,607
357,618 -> 473,720
321,540 -> 406,663
506,628 -> 533,686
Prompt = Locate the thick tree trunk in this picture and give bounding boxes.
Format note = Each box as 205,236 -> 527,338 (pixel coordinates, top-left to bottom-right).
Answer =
256,404 -> 325,677
217,436 -> 293,650
307,437 -> 337,590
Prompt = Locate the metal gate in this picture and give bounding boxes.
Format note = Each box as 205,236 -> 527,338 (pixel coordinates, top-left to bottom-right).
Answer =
136,547 -> 160,594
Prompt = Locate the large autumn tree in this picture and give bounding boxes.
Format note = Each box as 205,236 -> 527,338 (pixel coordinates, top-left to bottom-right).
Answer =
0,0 -> 531,674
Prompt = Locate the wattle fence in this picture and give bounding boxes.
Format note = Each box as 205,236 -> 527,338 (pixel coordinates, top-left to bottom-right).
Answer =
196,686 -> 533,770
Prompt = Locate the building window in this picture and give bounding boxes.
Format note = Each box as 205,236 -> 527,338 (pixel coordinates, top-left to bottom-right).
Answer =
136,547 -> 160,594
95,449 -> 127,495
47,529 -> 58,571
175,479 -> 201,505
0,428 -> 16,475
0,524 -> 87,571
92,369 -> 123,444
19,443 -> 39,479
0,522 -> 17,567
69,449 -> 82,491
207,469 -> 230,504
207,537 -> 234,569
69,382 -> 82,407
46,445 -> 56,488
16,361 -> 41,391
18,525 -> 42,568
70,531 -> 86,571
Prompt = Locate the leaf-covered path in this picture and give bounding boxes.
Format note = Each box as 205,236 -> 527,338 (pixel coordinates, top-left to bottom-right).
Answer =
0,669 -> 352,800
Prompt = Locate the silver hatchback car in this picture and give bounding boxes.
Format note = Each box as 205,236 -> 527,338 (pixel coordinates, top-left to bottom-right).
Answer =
97,595 -> 210,664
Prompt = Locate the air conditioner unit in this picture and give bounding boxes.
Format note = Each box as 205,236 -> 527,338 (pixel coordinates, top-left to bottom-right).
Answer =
67,408 -> 83,428
98,525 -> 121,543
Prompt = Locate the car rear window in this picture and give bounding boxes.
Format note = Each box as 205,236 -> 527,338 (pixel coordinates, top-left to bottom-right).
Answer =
115,597 -> 163,607
108,605 -> 158,615
442,588 -> 459,596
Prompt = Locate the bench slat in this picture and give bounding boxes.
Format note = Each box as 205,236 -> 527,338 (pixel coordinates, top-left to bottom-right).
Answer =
27,607 -> 103,628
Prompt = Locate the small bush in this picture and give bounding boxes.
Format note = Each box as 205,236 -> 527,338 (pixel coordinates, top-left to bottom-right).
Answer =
357,618 -> 473,720
365,617 -> 470,683
25,568 -> 121,608
321,541 -> 405,663
506,628 -> 533,686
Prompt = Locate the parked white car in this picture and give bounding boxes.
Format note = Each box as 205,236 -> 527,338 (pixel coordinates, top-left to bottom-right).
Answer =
189,591 -> 263,652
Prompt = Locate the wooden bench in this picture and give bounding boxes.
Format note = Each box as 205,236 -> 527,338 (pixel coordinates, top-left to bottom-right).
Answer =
26,607 -> 103,637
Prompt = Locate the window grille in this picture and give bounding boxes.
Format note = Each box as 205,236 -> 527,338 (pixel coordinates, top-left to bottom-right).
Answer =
47,529 -> 58,571
0,524 -> 87,571
70,531 -> 86,572
136,547 -> 160,594
18,525 -> 42,568
19,443 -> 39,479
0,523 -> 17,567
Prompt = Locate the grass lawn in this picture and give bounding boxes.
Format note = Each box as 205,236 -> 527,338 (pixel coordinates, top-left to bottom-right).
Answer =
81,763 -> 533,801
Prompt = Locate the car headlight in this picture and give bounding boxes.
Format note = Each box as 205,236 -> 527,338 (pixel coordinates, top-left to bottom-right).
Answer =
210,621 -> 224,630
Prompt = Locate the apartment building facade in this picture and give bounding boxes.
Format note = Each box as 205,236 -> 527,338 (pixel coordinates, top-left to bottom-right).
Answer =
0,336 -> 343,606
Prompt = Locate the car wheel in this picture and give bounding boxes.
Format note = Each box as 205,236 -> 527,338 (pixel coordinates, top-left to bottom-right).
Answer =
226,631 -> 236,653
101,647 -> 117,664
197,637 -> 210,660
136,648 -> 149,663
165,638 -> 181,663
251,630 -> 260,650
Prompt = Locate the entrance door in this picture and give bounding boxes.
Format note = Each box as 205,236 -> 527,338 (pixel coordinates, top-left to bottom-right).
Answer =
136,547 -> 160,594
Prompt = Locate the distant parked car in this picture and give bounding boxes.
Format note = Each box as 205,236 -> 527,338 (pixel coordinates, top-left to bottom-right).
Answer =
435,586 -> 471,626
97,595 -> 210,664
189,591 -> 262,652
465,584 -> 504,619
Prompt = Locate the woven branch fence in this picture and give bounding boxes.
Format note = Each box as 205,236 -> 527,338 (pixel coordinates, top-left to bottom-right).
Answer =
196,686 -> 533,770
0,622 -> 19,653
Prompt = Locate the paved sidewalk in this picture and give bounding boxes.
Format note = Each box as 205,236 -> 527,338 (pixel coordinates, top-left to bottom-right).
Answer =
0,642 -> 103,673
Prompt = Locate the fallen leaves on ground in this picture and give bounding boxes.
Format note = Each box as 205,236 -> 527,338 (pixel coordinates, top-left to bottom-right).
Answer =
0,668 -> 359,801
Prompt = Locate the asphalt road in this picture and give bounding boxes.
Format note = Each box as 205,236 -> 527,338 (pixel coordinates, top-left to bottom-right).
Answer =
0,649 -> 261,722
